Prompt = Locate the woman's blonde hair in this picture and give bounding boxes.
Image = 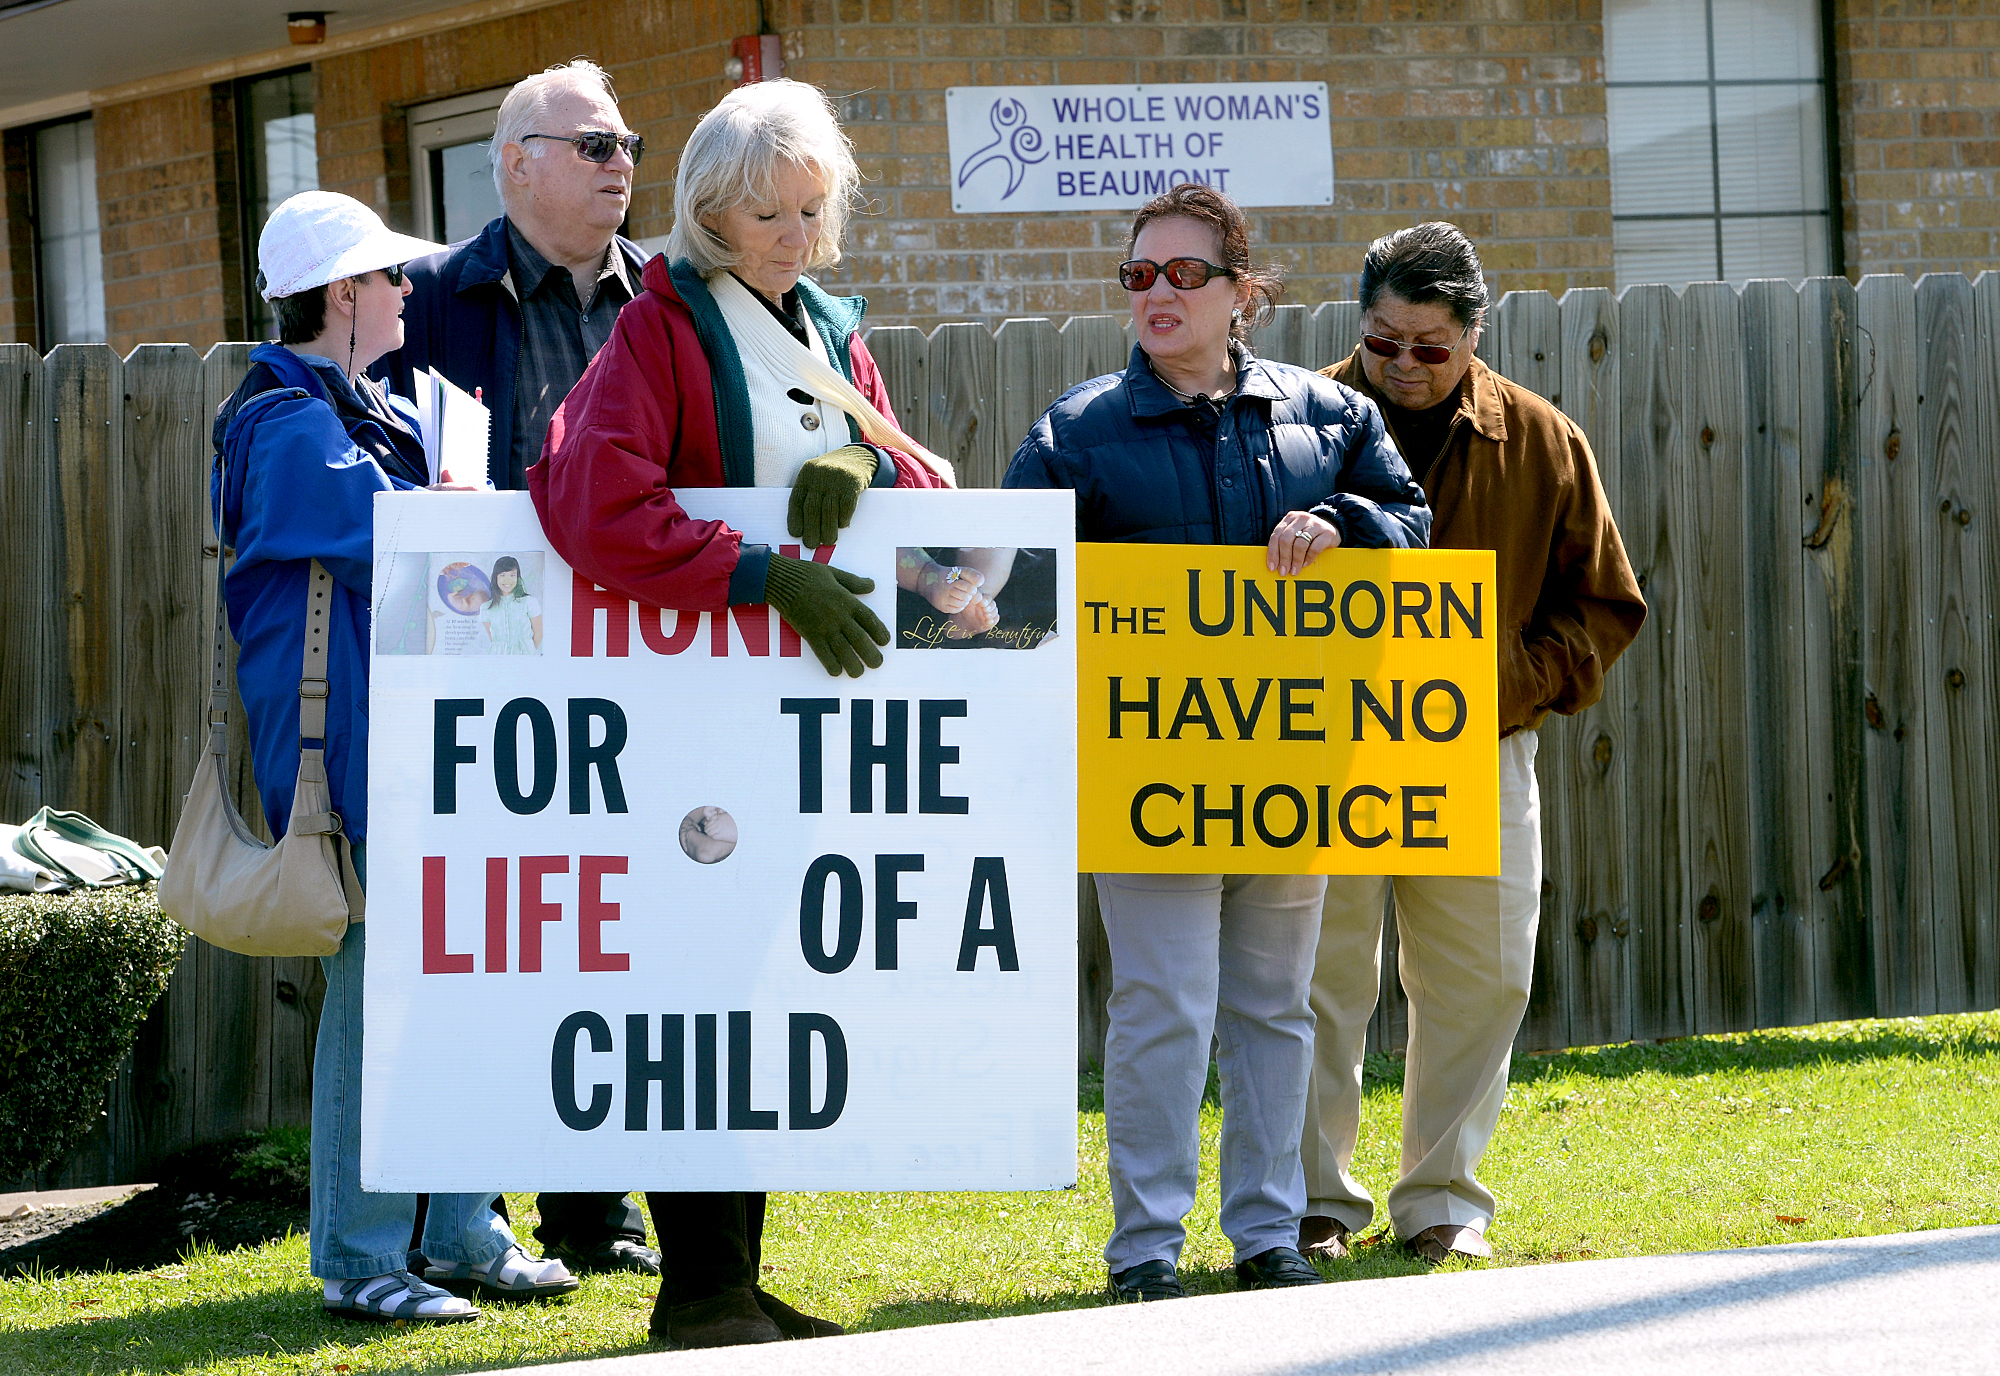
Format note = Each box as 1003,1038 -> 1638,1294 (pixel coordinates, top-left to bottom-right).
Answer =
669,80 -> 858,276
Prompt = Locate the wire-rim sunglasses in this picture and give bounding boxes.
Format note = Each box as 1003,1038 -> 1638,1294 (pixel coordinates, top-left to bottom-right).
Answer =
521,130 -> 646,166
1118,257 -> 1236,292
1361,327 -> 1469,366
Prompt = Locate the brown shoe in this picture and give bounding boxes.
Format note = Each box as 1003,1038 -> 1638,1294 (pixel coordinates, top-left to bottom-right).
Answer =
649,1286 -> 786,1348
1297,1215 -> 1352,1261
1404,1224 -> 1493,1264
755,1286 -> 844,1338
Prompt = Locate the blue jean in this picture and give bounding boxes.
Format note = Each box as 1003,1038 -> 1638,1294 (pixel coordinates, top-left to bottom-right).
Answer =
310,840 -> 517,1279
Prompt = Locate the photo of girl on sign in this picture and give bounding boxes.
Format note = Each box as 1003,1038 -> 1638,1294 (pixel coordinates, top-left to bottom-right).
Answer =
895,546 -> 1058,650
373,550 -> 545,656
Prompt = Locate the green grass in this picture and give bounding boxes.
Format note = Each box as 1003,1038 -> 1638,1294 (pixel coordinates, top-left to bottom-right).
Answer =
4,1012 -> 1999,1374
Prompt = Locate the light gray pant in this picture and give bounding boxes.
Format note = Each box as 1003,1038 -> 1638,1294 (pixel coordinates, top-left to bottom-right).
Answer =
1095,871 -> 1326,1271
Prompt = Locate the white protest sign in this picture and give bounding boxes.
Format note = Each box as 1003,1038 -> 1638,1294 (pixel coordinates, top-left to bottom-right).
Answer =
947,82 -> 1332,214
362,490 -> 1077,1192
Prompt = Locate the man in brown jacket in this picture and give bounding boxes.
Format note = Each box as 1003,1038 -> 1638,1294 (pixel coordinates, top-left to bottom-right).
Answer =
1299,223 -> 1646,1264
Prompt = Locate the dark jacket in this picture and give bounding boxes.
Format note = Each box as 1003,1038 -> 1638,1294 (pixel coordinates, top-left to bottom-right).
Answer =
530,257 -> 947,613
1325,349 -> 1646,735
374,215 -> 652,490
1004,342 -> 1429,549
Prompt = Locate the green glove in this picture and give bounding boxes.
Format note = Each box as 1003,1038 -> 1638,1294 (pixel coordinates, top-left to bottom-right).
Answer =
764,553 -> 889,678
788,444 -> 880,549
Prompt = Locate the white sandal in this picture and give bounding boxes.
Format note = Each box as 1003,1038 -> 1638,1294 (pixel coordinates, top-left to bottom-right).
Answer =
323,1271 -> 480,1324
426,1244 -> 578,1302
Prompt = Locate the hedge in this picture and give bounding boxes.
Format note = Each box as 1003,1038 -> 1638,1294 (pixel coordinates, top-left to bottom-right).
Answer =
0,886 -> 184,1182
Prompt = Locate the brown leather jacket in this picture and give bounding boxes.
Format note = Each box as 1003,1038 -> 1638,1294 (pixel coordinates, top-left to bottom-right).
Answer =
1324,349 -> 1647,737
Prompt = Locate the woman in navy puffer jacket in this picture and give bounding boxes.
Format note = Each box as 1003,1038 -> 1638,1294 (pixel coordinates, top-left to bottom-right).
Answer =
1004,185 -> 1429,1304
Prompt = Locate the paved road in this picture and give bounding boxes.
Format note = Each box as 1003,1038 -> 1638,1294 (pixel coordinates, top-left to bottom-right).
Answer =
519,1225 -> 2000,1375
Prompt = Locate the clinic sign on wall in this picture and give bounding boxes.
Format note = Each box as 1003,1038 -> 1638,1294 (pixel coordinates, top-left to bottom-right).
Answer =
362,490 -> 1077,1193
947,82 -> 1333,214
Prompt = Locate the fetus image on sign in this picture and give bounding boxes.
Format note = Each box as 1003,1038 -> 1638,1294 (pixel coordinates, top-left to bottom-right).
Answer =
679,806 -> 739,864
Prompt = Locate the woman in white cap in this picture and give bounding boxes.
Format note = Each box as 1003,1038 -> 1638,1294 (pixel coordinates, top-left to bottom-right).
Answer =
213,189 -> 576,1323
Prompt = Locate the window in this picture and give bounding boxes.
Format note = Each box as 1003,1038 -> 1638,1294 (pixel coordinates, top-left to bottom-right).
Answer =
239,68 -> 317,340
408,89 -> 508,246
1605,0 -> 1837,289
33,116 -> 104,346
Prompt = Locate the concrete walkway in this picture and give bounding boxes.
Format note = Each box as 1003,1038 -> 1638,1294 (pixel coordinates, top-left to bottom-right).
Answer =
0,1183 -> 151,1218
520,1225 -> 2000,1376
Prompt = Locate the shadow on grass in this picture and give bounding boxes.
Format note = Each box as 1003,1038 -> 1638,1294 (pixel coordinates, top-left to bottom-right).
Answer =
5,1285 -> 658,1376
1501,1017 -> 2000,1090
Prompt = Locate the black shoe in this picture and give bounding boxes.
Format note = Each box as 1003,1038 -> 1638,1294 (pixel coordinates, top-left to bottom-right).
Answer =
1108,1259 -> 1185,1302
1236,1246 -> 1324,1290
754,1286 -> 844,1337
552,1236 -> 661,1275
649,1286 -> 786,1348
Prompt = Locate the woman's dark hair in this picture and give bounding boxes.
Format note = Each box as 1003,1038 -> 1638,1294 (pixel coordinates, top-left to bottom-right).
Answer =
1127,183 -> 1284,344
264,273 -> 329,346
489,555 -> 527,600
1358,222 -> 1489,330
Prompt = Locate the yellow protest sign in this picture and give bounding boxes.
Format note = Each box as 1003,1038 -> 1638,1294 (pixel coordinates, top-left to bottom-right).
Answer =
1077,544 -> 1499,875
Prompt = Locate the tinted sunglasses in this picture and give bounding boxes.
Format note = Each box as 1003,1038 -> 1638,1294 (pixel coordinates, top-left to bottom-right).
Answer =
1119,257 -> 1235,292
522,130 -> 646,165
378,263 -> 404,287
1362,328 -> 1468,366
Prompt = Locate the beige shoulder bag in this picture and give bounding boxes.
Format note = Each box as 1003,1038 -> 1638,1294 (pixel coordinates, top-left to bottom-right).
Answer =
158,464 -> 364,956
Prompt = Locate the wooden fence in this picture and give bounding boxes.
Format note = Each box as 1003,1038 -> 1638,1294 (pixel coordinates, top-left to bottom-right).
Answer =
6,271 -> 1998,1186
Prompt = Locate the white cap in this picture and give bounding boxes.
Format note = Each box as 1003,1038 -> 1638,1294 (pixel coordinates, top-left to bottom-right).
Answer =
258,190 -> 442,300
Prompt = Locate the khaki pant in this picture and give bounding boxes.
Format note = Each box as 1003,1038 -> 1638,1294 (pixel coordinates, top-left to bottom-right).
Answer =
1302,730 -> 1541,1239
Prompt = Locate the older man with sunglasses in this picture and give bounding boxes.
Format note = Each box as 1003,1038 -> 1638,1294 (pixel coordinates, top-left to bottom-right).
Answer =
381,59 -> 647,493
1299,222 -> 1647,1264
377,58 -> 660,1279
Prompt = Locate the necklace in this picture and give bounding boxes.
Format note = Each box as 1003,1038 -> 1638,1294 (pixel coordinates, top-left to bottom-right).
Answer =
1148,345 -> 1240,409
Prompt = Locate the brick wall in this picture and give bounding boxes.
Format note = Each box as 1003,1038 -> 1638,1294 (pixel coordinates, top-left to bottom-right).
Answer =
778,0 -> 1612,332
94,84 -> 247,354
314,0 -> 748,241
0,129 -> 34,346
1834,0 -> 2000,278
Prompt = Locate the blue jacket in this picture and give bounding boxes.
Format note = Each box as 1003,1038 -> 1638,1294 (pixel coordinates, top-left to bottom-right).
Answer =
212,346 -> 424,842
1004,343 -> 1430,549
375,215 -> 652,490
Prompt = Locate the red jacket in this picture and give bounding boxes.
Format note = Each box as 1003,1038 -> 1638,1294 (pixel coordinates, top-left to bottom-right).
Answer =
529,256 -> 944,610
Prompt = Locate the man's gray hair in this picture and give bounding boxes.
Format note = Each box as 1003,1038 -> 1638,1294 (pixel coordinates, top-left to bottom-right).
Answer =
491,60 -> 619,201
668,80 -> 857,276
1359,222 -> 1490,330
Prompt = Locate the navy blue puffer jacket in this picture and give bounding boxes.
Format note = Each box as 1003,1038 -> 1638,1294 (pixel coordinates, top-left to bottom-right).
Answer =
1004,343 -> 1430,549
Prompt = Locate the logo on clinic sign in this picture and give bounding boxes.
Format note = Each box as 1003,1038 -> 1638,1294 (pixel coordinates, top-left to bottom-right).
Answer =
947,83 -> 1332,216
955,97 -> 1049,202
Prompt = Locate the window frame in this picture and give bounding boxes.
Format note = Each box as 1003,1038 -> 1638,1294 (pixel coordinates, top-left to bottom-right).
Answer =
1605,0 -> 1845,285
235,65 -> 317,343
27,112 -> 105,350
406,87 -> 510,244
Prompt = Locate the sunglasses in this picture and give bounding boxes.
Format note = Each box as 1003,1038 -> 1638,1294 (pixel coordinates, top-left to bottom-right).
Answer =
1118,257 -> 1235,292
522,130 -> 646,165
1361,327 -> 1468,366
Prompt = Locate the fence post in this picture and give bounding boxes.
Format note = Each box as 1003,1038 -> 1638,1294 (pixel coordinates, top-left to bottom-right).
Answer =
1971,270 -> 2000,1013
1914,273 -> 1996,1017
1739,279 -> 1818,1030
924,321 -> 998,490
1618,283 -> 1694,1041
1798,277 -> 1876,1023
992,318 -> 1066,480
0,344 -> 45,825
1856,274 -> 1935,1017
1680,281 -> 1757,1036
1555,285 -> 1633,1049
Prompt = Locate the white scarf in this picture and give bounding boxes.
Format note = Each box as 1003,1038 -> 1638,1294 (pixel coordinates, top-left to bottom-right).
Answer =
708,270 -> 956,487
